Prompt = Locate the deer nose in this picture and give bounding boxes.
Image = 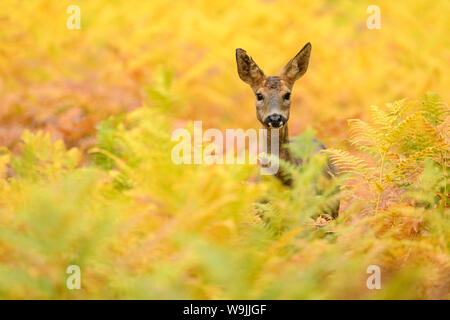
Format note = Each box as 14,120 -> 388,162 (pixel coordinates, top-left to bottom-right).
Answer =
264,114 -> 286,128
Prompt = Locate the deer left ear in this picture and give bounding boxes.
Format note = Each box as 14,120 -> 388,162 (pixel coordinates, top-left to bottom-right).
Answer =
236,48 -> 265,87
280,42 -> 311,84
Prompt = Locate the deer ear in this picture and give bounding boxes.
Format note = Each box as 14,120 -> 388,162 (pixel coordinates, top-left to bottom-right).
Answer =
280,42 -> 311,84
236,48 -> 265,87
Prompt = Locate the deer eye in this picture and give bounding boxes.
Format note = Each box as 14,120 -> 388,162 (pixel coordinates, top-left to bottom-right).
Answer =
256,93 -> 264,101
283,92 -> 291,100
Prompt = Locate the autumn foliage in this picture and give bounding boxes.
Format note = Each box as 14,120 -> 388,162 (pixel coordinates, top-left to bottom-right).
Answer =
0,0 -> 448,299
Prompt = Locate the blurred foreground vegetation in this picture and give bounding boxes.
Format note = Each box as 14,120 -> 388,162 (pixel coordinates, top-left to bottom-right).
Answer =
0,93 -> 448,299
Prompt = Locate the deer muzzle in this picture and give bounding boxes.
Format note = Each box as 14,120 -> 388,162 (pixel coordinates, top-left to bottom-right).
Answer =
264,114 -> 286,128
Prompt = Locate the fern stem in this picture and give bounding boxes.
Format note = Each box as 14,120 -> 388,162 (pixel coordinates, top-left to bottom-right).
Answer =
375,153 -> 386,214
375,192 -> 381,214
442,151 -> 448,208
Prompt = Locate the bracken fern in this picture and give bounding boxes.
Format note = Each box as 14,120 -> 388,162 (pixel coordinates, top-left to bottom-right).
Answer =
327,93 -> 449,212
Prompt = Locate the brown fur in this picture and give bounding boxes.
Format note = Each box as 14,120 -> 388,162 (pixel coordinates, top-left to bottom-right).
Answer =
236,43 -> 339,218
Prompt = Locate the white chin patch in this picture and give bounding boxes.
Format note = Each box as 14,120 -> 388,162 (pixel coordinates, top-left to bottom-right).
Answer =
269,122 -> 284,129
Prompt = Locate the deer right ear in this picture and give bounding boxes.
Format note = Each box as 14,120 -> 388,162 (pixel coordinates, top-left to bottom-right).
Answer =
236,48 -> 265,87
280,42 -> 311,85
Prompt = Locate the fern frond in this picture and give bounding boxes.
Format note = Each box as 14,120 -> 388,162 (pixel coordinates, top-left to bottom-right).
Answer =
421,93 -> 449,126
385,98 -> 409,120
369,105 -> 393,130
326,148 -> 375,183
386,111 -> 424,145
347,119 -> 382,151
349,143 -> 380,160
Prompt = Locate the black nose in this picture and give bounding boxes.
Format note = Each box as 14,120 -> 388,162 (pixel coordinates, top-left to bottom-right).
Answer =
264,114 -> 286,128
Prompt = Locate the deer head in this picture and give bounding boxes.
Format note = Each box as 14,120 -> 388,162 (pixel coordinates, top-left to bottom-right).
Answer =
236,43 -> 311,129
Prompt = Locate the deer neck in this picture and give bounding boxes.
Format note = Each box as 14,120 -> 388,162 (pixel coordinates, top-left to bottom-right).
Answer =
266,124 -> 291,162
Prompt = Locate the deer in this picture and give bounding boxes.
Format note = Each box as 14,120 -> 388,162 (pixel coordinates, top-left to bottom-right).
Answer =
235,42 -> 340,218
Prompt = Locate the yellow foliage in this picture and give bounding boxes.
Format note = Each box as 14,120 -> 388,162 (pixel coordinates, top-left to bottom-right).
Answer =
0,0 -> 448,300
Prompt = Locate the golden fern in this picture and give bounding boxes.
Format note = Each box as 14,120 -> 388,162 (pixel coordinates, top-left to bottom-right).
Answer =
329,94 -> 449,212
325,149 -> 376,185
420,92 -> 449,126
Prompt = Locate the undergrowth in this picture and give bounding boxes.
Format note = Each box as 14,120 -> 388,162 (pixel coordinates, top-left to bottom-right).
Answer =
0,93 -> 448,299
